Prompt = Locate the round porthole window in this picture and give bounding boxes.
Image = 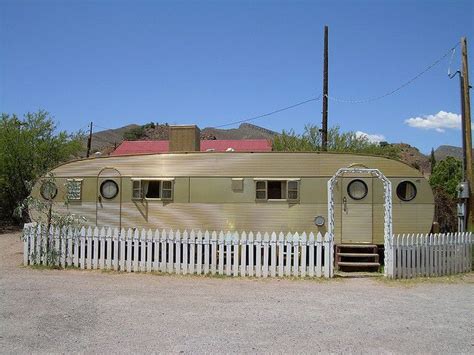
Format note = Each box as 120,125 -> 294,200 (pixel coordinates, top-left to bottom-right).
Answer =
347,179 -> 368,200
396,181 -> 417,201
40,181 -> 58,200
100,180 -> 119,199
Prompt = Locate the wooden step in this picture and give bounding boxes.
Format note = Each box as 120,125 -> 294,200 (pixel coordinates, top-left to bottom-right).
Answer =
337,262 -> 380,267
337,244 -> 377,248
337,253 -> 379,258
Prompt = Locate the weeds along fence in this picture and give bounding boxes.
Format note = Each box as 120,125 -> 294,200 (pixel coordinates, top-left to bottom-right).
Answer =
23,224 -> 334,278
385,233 -> 473,279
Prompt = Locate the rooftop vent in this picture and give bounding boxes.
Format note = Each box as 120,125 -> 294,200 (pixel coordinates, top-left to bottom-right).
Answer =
169,125 -> 201,152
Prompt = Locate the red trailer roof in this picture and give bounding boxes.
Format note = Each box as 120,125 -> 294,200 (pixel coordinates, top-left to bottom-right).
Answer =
110,139 -> 272,156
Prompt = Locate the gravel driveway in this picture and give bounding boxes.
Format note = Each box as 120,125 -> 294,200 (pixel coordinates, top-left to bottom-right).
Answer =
0,232 -> 473,353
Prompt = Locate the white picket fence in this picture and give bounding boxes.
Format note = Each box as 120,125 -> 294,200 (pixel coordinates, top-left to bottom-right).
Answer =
385,232 -> 473,279
23,224 -> 334,278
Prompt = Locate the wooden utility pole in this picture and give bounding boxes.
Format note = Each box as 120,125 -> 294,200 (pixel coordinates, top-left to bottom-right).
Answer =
461,37 -> 473,227
321,25 -> 329,151
86,122 -> 93,158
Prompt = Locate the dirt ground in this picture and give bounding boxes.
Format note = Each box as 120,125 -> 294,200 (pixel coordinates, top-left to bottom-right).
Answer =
0,232 -> 473,353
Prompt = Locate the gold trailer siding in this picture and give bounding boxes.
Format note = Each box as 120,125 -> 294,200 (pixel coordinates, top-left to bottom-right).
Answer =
32,152 -> 434,244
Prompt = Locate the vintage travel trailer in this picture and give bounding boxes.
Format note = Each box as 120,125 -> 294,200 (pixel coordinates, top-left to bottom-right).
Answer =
32,126 -> 435,246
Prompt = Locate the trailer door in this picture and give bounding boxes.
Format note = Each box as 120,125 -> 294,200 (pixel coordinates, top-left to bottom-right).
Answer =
341,177 -> 373,244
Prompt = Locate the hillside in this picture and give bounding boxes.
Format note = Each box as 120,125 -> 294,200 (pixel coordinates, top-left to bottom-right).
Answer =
89,122 -> 472,176
394,143 -> 431,175
88,123 -> 277,155
434,145 -> 474,161
83,124 -> 140,156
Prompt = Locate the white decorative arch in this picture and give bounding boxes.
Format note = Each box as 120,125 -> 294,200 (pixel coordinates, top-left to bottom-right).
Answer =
327,166 -> 392,276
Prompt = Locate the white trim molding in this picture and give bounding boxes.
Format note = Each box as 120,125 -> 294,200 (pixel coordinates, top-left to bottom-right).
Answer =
327,167 -> 393,276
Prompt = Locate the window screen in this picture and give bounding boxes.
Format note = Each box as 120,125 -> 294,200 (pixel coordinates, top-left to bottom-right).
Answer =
67,180 -> 82,200
347,179 -> 368,200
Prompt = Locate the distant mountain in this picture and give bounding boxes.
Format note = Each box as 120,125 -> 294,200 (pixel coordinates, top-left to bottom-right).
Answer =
201,123 -> 278,140
393,143 -> 431,174
86,122 -> 465,177
87,123 -> 277,155
83,124 -> 140,156
434,145 -> 473,161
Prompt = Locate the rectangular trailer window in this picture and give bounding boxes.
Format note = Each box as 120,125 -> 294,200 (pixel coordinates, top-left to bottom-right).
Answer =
254,179 -> 299,202
131,179 -> 174,201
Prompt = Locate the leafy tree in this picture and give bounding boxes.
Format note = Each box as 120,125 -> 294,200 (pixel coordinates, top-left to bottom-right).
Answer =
429,157 -> 462,198
123,126 -> 145,140
430,148 -> 436,173
0,111 -> 84,224
432,186 -> 457,233
272,124 -> 400,159
429,157 -> 463,232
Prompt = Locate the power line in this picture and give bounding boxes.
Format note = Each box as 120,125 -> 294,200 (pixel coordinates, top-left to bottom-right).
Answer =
327,42 -> 461,104
213,96 -> 321,129
93,123 -> 115,131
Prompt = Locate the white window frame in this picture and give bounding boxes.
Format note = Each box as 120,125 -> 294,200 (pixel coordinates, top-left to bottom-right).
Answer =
131,178 -> 174,201
254,178 -> 300,202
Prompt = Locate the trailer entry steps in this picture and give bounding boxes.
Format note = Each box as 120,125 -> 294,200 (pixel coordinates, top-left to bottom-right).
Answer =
335,244 -> 380,272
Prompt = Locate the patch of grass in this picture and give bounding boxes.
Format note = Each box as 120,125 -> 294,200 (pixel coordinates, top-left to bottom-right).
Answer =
27,264 -> 62,270
376,272 -> 474,287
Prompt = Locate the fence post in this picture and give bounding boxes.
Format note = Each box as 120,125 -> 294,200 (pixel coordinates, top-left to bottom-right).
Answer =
247,232 -> 254,277
189,230 -> 196,275
146,229 -> 153,272
204,231 -> 210,275
262,232 -> 269,278
316,232 -> 323,277
225,231 -> 232,276
233,232 -> 240,277
67,227 -> 73,267
308,232 -> 315,277
119,228 -> 126,271
196,231 -> 202,275
270,232 -> 277,277
278,232 -> 284,277
182,230 -> 189,275
285,232 -> 292,277
106,227 -> 113,270
211,231 -> 217,275
23,226 -> 30,266
240,232 -> 247,276
113,228 -> 120,271
218,231 -> 224,275
175,230 -> 181,274
300,232 -> 307,278
168,230 -> 175,274
323,232 -> 331,278
292,232 -> 299,277
197,231 -> 203,275
160,229 -> 167,273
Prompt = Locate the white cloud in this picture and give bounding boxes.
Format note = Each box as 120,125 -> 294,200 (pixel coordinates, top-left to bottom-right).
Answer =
355,131 -> 386,143
404,111 -> 461,133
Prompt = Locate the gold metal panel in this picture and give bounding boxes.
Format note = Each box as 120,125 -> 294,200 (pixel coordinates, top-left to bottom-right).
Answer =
341,177 -> 373,243
342,204 -> 373,243
28,152 -> 434,243
51,152 -> 423,178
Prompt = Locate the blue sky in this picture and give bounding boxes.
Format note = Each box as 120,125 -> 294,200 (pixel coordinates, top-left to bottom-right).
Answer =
1,0 -> 472,153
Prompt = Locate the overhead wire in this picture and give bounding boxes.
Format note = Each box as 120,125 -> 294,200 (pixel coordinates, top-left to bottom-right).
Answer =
326,42 -> 461,104
79,42 -> 459,131
212,95 -> 321,129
